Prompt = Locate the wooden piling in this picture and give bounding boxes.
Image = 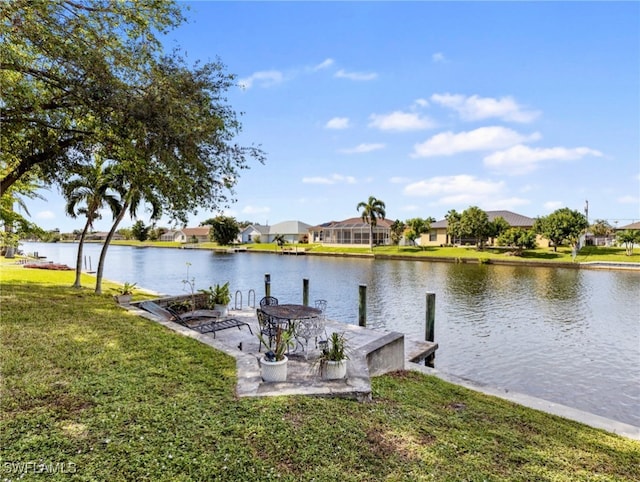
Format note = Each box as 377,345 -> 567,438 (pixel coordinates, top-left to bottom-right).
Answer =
303,278 -> 309,306
425,292 -> 436,367
264,273 -> 271,297
359,284 -> 367,327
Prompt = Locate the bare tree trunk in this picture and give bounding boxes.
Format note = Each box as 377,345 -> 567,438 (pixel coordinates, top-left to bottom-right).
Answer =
95,200 -> 129,294
73,221 -> 91,288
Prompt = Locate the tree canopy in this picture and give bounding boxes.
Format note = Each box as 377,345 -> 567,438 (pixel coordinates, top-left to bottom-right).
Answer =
459,206 -> 490,248
616,230 -> 640,256
405,217 -> 434,247
203,216 -> 240,246
534,208 -> 589,252
1,0 -> 264,222
1,0 -> 182,194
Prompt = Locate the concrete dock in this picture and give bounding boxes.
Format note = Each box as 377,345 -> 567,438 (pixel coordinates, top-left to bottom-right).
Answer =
131,304 -> 436,402
130,302 -> 640,440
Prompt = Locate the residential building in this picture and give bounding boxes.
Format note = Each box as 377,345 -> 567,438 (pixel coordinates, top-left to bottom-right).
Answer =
159,227 -> 211,243
420,210 -> 550,247
240,221 -> 312,244
309,217 -> 393,246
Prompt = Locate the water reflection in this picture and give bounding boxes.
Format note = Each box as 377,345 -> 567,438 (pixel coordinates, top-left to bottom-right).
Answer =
19,242 -> 640,426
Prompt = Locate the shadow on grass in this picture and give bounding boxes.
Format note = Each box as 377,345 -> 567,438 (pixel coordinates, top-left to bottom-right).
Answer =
518,251 -> 565,260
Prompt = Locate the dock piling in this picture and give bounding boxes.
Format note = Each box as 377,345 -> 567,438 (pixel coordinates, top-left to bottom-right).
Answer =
303,278 -> 309,306
425,292 -> 436,367
359,284 -> 367,327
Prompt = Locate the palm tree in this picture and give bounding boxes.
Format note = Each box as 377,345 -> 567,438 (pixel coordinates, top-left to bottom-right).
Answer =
357,196 -> 386,250
94,178 -> 161,294
64,159 -> 122,288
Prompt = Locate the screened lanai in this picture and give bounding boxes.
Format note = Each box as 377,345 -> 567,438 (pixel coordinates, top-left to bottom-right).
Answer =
310,217 -> 392,246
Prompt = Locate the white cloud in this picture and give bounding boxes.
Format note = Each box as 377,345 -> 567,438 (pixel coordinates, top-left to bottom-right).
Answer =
302,174 -> 357,185
340,143 -> 385,154
543,201 -> 563,212
368,111 -> 435,131
313,58 -> 334,71
404,175 -> 505,203
431,93 -> 541,123
432,52 -> 446,63
242,205 -> 271,215
238,70 -> 284,89
335,69 -> 378,81
484,145 -> 603,175
414,98 -> 429,108
325,117 -> 350,129
411,126 -> 540,158
36,210 -> 56,220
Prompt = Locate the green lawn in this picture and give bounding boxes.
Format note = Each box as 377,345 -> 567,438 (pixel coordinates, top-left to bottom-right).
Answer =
1,263 -> 639,481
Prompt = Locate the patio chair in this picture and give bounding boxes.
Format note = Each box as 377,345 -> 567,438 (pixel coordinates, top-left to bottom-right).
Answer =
140,301 -> 252,338
314,299 -> 328,316
313,299 -> 328,346
256,308 -> 278,352
259,296 -> 279,307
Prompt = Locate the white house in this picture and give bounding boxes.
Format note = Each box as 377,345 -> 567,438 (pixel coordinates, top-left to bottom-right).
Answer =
239,224 -> 270,244
239,220 -> 312,244
159,227 -> 211,243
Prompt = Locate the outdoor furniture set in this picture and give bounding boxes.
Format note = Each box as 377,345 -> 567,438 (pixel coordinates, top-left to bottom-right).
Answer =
257,296 -> 327,357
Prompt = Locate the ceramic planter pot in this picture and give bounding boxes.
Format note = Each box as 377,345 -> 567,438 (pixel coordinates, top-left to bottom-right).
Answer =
114,294 -> 132,305
321,359 -> 347,380
260,355 -> 288,382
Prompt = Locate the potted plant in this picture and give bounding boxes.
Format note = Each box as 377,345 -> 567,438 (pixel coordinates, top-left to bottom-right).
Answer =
200,282 -> 231,315
257,325 -> 295,382
318,332 -> 349,380
114,282 -> 136,305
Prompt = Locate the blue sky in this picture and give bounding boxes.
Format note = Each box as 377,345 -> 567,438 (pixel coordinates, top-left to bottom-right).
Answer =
26,1 -> 640,232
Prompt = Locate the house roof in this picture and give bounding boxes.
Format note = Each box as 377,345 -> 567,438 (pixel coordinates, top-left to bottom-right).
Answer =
182,227 -> 211,236
431,210 -> 535,228
314,217 -> 394,229
618,221 -> 640,230
269,220 -> 312,234
242,224 -> 270,235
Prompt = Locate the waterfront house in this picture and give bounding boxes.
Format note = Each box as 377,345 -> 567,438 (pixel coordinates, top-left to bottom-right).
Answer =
309,217 -> 393,247
160,227 -> 211,243
420,210 -> 550,247
239,224 -> 271,244
240,221 -> 312,244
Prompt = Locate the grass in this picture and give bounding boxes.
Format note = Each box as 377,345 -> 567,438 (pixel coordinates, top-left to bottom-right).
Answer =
1,262 -> 639,481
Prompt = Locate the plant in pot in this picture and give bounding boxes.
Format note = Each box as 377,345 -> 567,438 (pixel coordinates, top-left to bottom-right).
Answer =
318,332 -> 349,380
257,325 -> 295,382
200,282 -> 231,316
114,282 -> 136,305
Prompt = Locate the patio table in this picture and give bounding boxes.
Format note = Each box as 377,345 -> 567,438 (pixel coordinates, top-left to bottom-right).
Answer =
261,304 -> 322,354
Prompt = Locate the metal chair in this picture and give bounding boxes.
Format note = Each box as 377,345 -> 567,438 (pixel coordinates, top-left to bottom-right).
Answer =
314,299 -> 327,315
259,296 -> 279,307
256,308 -> 278,352
313,299 -> 328,347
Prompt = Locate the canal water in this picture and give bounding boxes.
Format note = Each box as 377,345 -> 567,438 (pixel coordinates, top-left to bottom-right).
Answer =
21,242 -> 640,427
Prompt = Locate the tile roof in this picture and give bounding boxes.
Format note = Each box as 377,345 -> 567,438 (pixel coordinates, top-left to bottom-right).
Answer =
431,210 -> 535,228
618,221 -> 640,230
314,217 -> 394,229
